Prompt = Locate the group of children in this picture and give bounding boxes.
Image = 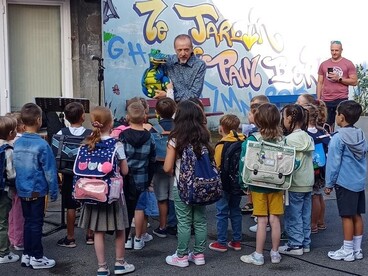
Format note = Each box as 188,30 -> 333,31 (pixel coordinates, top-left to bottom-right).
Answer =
0,93 -> 366,274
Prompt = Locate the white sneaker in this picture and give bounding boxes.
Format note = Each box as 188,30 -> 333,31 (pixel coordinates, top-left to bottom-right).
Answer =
270,250 -> 282,264
354,249 -> 363,260
240,252 -> 264,266
14,245 -> 24,251
125,237 -> 133,249
165,253 -> 189,268
21,254 -> 30,267
0,252 -> 19,264
188,252 -> 205,265
249,224 -> 271,233
114,260 -> 135,274
328,246 -> 354,262
141,233 -> 153,242
133,237 -> 145,250
30,256 -> 56,269
278,244 -> 303,256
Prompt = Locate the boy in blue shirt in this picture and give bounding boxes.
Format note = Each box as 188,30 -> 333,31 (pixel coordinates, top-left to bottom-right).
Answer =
14,103 -> 58,269
325,100 -> 367,261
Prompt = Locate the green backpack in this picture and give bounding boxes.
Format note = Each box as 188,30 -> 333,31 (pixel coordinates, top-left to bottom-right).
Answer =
242,133 -> 296,190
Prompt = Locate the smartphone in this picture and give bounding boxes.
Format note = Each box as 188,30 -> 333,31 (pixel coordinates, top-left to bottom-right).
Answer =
327,67 -> 333,73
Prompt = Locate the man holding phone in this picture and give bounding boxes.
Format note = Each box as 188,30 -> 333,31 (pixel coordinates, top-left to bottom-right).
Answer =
317,40 -> 357,130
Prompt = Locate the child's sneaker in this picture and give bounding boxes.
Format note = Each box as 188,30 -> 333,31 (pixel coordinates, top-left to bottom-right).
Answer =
328,246 -> 354,262
249,224 -> 271,233
303,246 -> 311,253
29,256 -> 56,269
228,241 -> 241,251
280,231 -> 288,241
188,252 -> 205,265
165,253 -> 189,268
86,235 -> 94,245
153,227 -> 167,238
21,254 -> 30,267
0,252 -> 19,264
125,237 -> 133,250
141,233 -> 153,242
114,260 -> 135,275
13,245 -> 24,251
133,237 -> 145,250
270,250 -> 282,264
278,244 -> 303,256
208,242 -> 227,252
240,252 -> 264,266
354,249 -> 363,260
57,236 -> 76,248
97,266 -> 110,276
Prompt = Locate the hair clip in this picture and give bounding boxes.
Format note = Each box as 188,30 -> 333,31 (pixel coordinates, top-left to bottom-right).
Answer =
92,121 -> 103,128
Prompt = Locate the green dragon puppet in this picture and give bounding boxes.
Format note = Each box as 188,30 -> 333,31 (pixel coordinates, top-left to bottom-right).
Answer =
141,49 -> 172,98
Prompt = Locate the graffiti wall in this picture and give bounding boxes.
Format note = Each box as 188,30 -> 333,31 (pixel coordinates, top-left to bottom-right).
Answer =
102,0 -> 367,126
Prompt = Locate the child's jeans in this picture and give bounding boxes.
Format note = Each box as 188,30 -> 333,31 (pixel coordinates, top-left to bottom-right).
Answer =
0,191 -> 12,257
173,186 -> 207,256
8,193 -> 24,247
215,191 -> 242,245
21,197 -> 45,259
284,191 -> 312,248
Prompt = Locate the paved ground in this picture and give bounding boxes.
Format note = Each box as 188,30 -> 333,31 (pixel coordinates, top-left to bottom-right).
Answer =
0,188 -> 367,276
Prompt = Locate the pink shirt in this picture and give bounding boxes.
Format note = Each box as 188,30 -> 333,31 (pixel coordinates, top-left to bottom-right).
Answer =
317,57 -> 356,101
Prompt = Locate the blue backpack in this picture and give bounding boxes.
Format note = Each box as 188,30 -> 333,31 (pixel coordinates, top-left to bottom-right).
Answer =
73,138 -> 123,205
0,144 -> 13,191
151,124 -> 170,161
178,144 -> 222,205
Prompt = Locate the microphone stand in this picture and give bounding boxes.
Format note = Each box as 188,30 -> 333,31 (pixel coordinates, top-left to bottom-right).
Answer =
97,59 -> 105,106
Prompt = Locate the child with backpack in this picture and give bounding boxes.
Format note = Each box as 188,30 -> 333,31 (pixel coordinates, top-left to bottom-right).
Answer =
209,114 -> 245,252
239,103 -> 285,265
164,100 -> 216,267
302,104 -> 330,234
119,101 -> 156,250
151,97 -> 177,238
278,104 -> 314,256
76,106 -> 135,275
54,102 -> 93,247
0,116 -> 19,264
6,112 -> 25,252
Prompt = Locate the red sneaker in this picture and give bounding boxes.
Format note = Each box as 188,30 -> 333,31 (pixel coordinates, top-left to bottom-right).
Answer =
228,241 -> 241,251
209,242 -> 228,252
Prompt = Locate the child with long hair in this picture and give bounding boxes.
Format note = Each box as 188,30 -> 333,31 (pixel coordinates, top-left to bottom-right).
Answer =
239,103 -> 284,265
279,104 -> 314,256
163,100 -> 211,267
77,106 -> 135,275
301,104 -> 330,234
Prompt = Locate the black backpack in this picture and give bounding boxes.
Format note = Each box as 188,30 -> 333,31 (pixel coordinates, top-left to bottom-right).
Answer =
216,131 -> 244,195
51,128 -> 92,175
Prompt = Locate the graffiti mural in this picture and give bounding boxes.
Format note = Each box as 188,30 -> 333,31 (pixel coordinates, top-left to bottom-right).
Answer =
102,0 -> 366,124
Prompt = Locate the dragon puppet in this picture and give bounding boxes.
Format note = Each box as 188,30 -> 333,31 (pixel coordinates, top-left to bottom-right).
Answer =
141,49 -> 172,98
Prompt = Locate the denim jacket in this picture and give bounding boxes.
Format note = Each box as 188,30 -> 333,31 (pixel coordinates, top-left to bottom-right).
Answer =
14,133 -> 58,200
326,127 -> 367,192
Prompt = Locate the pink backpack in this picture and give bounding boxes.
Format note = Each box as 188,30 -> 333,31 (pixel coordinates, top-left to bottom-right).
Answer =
110,125 -> 130,139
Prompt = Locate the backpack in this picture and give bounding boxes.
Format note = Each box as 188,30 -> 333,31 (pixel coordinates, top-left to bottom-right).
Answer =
110,125 -> 130,139
73,138 -> 123,205
51,128 -> 92,175
151,124 -> 170,161
216,131 -> 244,195
242,133 -> 296,190
0,144 -> 13,190
178,144 -> 222,205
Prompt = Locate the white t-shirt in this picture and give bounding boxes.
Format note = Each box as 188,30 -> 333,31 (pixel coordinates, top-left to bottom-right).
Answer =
57,126 -> 88,136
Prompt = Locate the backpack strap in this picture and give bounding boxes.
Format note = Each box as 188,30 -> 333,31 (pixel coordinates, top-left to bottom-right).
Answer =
151,123 -> 170,135
61,127 -> 72,136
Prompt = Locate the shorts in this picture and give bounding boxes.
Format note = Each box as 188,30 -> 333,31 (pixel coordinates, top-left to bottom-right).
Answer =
335,185 -> 365,216
135,191 -> 149,211
152,163 -> 174,201
251,191 -> 284,216
61,174 -> 80,209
